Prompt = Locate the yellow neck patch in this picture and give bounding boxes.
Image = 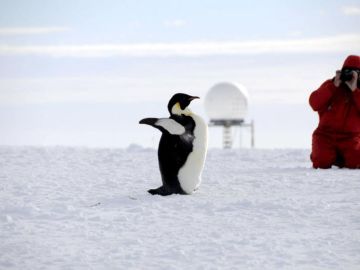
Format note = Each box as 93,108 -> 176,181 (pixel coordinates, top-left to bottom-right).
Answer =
171,102 -> 192,116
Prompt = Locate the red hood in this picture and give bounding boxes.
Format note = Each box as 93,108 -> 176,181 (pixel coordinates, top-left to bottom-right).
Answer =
342,55 -> 360,69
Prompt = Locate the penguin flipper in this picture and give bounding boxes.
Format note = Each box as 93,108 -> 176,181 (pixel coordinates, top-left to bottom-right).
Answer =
139,118 -> 185,135
139,117 -> 158,126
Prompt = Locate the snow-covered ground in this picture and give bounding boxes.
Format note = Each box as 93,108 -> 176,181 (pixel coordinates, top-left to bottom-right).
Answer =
1,146 -> 359,270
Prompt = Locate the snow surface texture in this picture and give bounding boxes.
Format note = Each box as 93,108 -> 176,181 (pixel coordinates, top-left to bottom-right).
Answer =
1,146 -> 359,270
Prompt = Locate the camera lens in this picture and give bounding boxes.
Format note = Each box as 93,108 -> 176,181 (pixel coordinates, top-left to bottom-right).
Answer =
340,69 -> 354,82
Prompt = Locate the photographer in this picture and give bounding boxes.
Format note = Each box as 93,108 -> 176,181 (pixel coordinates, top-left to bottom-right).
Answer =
309,55 -> 360,169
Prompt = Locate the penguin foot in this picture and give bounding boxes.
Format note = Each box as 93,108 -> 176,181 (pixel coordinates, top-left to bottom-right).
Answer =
148,186 -> 173,196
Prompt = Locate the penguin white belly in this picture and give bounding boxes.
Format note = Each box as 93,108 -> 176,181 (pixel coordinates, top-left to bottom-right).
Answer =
178,114 -> 208,194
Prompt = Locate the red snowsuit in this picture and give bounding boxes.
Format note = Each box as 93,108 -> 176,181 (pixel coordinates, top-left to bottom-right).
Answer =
309,80 -> 360,168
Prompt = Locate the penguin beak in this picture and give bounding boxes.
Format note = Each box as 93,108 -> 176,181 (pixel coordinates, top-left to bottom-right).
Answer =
188,96 -> 199,101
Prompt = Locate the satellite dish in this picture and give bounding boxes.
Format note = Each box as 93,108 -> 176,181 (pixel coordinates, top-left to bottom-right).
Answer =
204,82 -> 248,122
204,82 -> 254,149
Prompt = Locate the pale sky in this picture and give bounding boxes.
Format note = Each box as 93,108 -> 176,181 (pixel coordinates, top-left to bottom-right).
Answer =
0,0 -> 359,148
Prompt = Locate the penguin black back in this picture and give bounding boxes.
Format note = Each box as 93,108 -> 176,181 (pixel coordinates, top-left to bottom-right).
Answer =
156,114 -> 195,195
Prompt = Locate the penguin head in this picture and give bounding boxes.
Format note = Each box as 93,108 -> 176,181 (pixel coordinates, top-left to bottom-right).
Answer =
168,93 -> 199,116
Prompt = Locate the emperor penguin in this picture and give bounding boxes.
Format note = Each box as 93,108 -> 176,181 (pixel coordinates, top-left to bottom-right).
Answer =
139,93 -> 208,196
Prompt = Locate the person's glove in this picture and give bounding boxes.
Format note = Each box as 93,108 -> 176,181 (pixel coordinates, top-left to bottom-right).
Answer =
345,70 -> 359,92
334,70 -> 342,87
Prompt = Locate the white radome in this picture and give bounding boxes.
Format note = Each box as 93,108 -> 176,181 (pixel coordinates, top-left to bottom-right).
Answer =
204,82 -> 249,120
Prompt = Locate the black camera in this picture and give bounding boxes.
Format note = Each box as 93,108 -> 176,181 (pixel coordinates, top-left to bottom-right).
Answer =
340,68 -> 360,82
